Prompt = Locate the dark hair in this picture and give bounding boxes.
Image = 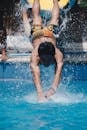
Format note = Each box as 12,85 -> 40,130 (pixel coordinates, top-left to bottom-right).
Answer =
0,29 -> 6,44
38,42 -> 55,67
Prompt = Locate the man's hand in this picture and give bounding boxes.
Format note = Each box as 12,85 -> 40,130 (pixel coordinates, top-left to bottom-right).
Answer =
38,92 -> 47,103
45,87 -> 56,99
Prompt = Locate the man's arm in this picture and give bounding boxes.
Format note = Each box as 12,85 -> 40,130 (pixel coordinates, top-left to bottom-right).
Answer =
45,48 -> 63,98
30,49 -> 46,102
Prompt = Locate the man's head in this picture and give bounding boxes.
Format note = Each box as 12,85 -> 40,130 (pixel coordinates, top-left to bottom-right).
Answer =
38,42 -> 55,67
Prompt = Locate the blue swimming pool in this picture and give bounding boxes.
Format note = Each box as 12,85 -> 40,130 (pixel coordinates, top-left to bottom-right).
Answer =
0,62 -> 87,130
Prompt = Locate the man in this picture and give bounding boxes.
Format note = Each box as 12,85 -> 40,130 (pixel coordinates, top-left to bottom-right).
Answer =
30,0 -> 63,102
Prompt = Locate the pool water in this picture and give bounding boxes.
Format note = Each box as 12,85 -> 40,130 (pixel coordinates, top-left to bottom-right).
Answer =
0,62 -> 87,130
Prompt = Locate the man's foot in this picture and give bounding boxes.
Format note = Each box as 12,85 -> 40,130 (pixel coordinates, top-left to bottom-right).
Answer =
45,88 -> 56,99
0,54 -> 8,61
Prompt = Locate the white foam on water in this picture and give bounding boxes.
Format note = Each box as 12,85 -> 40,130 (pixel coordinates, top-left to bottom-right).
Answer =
23,89 -> 87,104
50,91 -> 87,104
23,93 -> 38,103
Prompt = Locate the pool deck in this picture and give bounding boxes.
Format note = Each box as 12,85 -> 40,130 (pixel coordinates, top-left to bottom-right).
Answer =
0,50 -> 87,63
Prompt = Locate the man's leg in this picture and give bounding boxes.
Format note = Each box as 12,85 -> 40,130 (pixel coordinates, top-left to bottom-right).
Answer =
49,0 -> 59,25
32,0 -> 42,25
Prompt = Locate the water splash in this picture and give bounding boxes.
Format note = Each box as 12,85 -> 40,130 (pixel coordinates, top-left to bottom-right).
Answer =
50,90 -> 87,104
7,34 -> 33,52
23,87 -> 87,104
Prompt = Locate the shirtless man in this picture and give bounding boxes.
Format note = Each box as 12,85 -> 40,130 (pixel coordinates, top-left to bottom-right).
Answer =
30,0 -> 63,102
